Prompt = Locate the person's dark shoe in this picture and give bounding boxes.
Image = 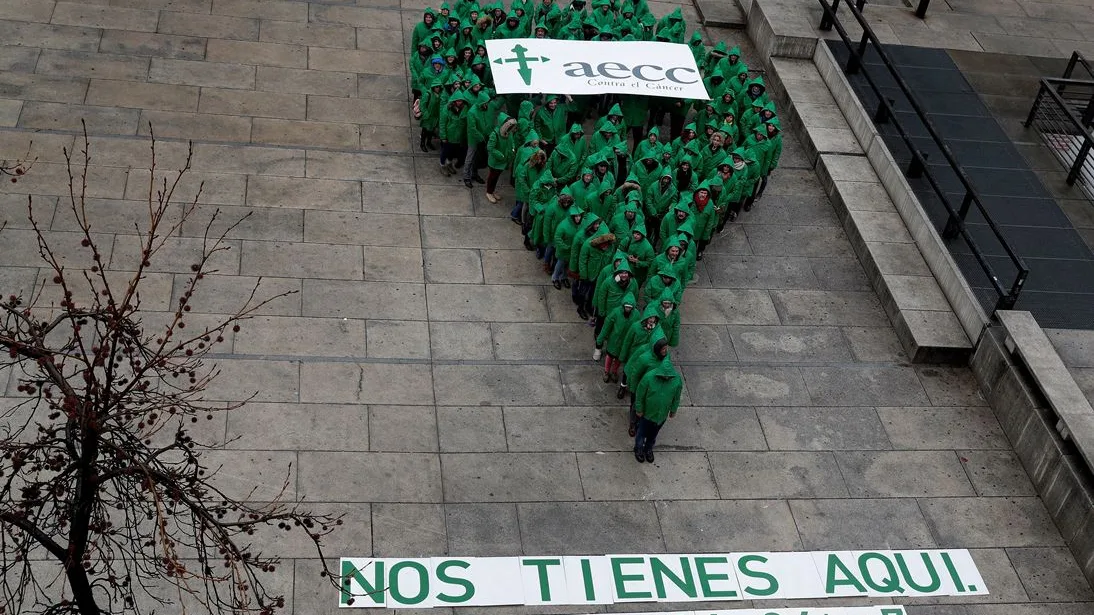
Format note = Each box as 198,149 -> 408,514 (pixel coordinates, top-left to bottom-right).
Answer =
464,179 -> 473,188
696,253 -> 703,261
473,175 -> 485,184
743,202 -> 753,212
617,386 -> 626,400
509,216 -> 521,225
562,278 -> 571,288
644,450 -> 654,463
577,308 -> 588,320
420,143 -> 428,153
552,279 -> 562,290
602,372 -> 611,383
634,449 -> 645,463
627,421 -> 636,436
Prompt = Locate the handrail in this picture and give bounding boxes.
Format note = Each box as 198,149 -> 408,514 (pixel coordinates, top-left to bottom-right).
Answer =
1064,51 -> 1093,81
817,0 -> 1029,311
1025,76 -> 1094,186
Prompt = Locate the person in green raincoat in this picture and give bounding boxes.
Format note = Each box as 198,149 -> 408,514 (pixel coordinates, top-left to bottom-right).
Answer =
534,95 -> 568,154
528,168 -> 561,257
462,88 -> 493,187
655,288 -> 680,347
616,303 -> 663,405
566,167 -> 596,209
633,126 -> 661,160
592,256 -> 638,356
516,99 -> 536,147
419,74 -> 445,152
758,117 -> 783,196
643,264 -> 682,306
438,89 -> 469,175
512,131 -> 547,227
658,202 -> 692,255
548,123 -> 587,185
648,238 -> 686,293
622,320 -> 668,435
589,0 -> 614,29
495,10 -> 526,38
703,40 -> 728,76
686,180 -> 717,259
596,292 -> 638,382
485,111 -> 517,202
740,130 -> 767,212
620,222 -> 655,285
570,216 -> 609,320
688,31 -> 707,70
553,202 -> 585,289
609,196 -> 646,242
632,339 -> 682,463
632,145 -> 662,189
698,130 -> 726,181
643,166 -> 677,248
582,150 -> 616,219
412,8 -> 440,52
539,192 -> 574,285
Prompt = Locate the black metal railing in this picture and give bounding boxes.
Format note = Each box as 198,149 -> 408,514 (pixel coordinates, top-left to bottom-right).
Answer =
818,0 -> 1029,312
1026,52 -> 1094,188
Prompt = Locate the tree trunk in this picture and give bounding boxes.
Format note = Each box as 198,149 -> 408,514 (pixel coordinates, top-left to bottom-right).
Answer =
65,562 -> 101,615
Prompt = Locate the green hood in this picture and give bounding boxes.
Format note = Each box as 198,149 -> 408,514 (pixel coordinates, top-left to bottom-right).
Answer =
519,99 -> 535,121
641,302 -> 663,321
568,123 -> 584,136
710,41 -> 728,56
607,103 -> 623,117
621,292 -> 637,308
689,32 -> 703,47
657,287 -> 678,307
525,129 -> 542,144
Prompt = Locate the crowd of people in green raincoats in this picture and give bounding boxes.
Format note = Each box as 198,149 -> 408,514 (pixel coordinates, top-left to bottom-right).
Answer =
408,0 -> 784,462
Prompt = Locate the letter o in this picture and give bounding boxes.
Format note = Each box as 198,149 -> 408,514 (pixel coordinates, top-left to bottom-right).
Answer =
389,561 -> 430,605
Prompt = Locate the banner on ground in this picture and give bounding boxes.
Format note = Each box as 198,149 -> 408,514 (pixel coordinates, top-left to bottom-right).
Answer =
484,38 -> 710,99
337,550 -> 987,607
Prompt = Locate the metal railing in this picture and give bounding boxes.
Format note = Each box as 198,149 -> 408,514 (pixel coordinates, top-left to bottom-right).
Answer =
1025,52 -> 1094,188
818,0 -> 1029,312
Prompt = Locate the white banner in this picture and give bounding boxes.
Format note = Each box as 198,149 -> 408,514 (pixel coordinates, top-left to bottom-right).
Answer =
337,550 -> 987,607
485,38 -> 710,99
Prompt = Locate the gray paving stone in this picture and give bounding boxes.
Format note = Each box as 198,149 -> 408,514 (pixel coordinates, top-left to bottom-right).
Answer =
233,315 -> 366,357
201,358 -> 299,402
738,195 -> 839,227
258,66 -> 356,97
0,73 -> 89,104
242,241 -> 362,280
745,224 -> 855,257
216,0 -> 308,21
362,246 -> 423,282
1006,547 -> 1094,601
771,289 -> 890,326
559,364 -> 682,406
205,38 -> 307,68
158,10 -> 259,40
427,284 -> 548,322
687,223 -> 752,255
299,452 -> 441,503
920,497 -> 1066,548
307,94 -> 410,127
302,280 -> 426,321
372,503 -> 447,556
958,450 -> 1037,497
682,365 -> 810,406
421,216 -> 519,249
252,502 -> 372,559
428,322 -> 494,360
577,452 -> 719,500
86,80 -> 200,112
790,498 -> 938,549
199,450 -> 298,501
801,365 -> 931,406
517,502 -> 665,554
299,362 -> 434,405
441,452 -> 584,502
758,406 -> 892,450
878,406 -> 1009,449
811,256 -> 873,291
424,249 -> 484,284
248,176 -> 359,210
437,406 -> 507,452
139,109 -> 254,143
703,255 -> 819,290
306,149 -> 414,182
678,288 -> 781,325
710,452 -> 849,498
369,405 -> 437,452
842,326 -> 909,362
728,325 -> 854,362
0,21 -> 101,52
0,46 -> 40,72
481,249 -> 553,285
358,73 -> 409,101
445,503 -> 522,556
149,57 -> 256,89
916,366 -> 989,406
98,31 -> 207,60
837,450 -> 975,497
111,234 -> 241,274
433,365 -> 564,406
365,319 -> 429,358
676,325 -> 737,361
362,180 -> 418,214
965,605 -> 1094,615
491,323 -> 590,361
224,402 -> 367,451
663,407 -> 769,451
19,101 -> 141,135
252,117 -> 359,149
198,87 -> 306,119
655,499 -> 803,552
505,405 -> 633,453
263,21 -> 356,49
36,49 -> 150,81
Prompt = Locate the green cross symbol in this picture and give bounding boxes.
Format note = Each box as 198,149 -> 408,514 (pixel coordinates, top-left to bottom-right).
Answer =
492,44 -> 550,86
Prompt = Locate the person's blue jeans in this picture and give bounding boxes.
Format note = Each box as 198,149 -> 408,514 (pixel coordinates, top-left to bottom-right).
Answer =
634,417 -> 663,454
552,257 -> 566,282
509,200 -> 523,220
542,245 -> 555,265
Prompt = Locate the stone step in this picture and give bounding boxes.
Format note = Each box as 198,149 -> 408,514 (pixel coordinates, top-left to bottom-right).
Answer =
695,0 -> 748,29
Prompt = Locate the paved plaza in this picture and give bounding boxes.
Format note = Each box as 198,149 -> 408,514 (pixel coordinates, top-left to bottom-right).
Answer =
1,0 -> 1093,613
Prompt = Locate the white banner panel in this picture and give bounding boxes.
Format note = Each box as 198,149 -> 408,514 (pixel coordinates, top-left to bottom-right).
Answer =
484,38 -> 710,99
337,551 -> 986,608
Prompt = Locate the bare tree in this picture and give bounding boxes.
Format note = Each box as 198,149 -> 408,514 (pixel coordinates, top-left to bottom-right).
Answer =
0,126 -> 342,615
